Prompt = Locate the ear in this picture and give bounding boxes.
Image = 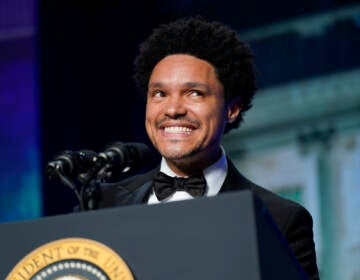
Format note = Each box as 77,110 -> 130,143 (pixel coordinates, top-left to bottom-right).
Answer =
226,97 -> 242,123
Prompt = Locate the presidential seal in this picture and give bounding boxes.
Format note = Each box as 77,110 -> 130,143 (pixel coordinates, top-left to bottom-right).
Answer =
6,238 -> 134,280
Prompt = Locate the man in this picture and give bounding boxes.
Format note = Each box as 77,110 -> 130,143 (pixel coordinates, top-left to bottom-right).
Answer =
99,16 -> 320,279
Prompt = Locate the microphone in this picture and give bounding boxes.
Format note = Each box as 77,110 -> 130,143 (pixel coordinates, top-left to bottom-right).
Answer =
46,142 -> 152,211
93,142 -> 152,172
46,149 -> 98,179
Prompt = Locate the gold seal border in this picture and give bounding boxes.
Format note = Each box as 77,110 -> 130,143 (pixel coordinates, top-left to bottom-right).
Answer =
6,237 -> 134,280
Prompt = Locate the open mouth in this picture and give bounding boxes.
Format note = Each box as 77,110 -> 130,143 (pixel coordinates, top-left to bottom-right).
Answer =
158,119 -> 200,137
163,126 -> 193,134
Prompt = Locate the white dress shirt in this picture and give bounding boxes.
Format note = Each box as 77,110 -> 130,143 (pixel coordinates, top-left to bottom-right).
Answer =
147,147 -> 228,204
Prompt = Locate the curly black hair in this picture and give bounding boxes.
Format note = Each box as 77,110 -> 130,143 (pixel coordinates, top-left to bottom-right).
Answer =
133,15 -> 257,132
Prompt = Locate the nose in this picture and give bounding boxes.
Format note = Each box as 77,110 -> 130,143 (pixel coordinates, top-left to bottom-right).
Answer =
164,95 -> 187,118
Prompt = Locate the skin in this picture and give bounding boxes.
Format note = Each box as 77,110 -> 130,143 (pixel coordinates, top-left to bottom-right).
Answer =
145,54 -> 241,176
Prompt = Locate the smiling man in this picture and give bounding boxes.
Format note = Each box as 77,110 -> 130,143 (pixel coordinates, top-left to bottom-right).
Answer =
99,16 -> 320,279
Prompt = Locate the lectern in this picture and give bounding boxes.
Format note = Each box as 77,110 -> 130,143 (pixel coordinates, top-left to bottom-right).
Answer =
0,190 -> 308,279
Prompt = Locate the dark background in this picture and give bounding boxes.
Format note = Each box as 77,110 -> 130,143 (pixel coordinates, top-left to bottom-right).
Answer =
39,0 -> 360,215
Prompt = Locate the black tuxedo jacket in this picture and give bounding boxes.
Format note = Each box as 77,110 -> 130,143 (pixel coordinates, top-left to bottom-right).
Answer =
99,159 -> 320,280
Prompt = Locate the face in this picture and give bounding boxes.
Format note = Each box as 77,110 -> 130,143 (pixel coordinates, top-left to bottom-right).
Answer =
145,54 -> 240,175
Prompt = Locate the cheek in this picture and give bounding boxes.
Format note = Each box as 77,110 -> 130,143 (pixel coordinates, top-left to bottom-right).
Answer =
145,107 -> 153,131
145,105 -> 159,137
207,107 -> 227,134
145,115 -> 154,136
145,103 -> 155,123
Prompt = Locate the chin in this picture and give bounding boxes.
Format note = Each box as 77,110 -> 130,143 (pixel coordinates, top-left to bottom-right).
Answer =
161,147 -> 200,161
162,151 -> 190,161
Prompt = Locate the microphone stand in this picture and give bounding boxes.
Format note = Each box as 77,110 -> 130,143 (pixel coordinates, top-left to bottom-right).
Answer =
51,167 -> 86,211
78,162 -> 112,211
49,161 -> 112,212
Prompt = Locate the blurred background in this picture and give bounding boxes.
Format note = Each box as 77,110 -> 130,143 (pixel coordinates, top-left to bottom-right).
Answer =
0,0 -> 359,279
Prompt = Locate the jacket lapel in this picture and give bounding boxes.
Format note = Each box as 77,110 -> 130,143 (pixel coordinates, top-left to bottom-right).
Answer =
114,167 -> 159,206
219,158 -> 254,193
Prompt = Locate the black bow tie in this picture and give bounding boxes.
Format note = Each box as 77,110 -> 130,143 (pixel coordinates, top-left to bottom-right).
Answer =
152,171 -> 207,201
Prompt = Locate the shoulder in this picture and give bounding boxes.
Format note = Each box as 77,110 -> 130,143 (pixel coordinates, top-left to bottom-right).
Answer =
249,184 -> 319,279
251,184 -> 313,233
226,158 -> 311,232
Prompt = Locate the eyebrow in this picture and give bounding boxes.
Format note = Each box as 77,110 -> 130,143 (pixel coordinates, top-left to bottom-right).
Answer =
184,82 -> 211,92
148,81 -> 211,92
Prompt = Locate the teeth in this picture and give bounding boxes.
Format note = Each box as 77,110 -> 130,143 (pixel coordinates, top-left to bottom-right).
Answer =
164,126 -> 193,134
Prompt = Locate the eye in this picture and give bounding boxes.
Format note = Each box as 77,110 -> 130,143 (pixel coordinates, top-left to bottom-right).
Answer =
189,90 -> 203,97
149,90 -> 165,98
